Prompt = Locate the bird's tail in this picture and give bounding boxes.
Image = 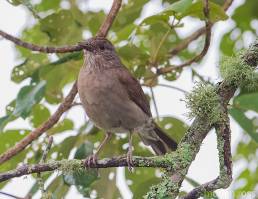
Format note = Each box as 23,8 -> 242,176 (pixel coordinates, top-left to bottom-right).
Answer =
138,123 -> 178,155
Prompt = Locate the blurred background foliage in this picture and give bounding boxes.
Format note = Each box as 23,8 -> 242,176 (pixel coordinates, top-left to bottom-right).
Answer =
0,0 -> 257,198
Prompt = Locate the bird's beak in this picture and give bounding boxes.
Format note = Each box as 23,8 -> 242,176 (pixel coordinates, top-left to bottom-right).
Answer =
78,41 -> 94,52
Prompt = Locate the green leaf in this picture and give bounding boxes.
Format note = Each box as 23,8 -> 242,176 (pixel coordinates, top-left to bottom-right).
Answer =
0,115 -> 12,131
46,176 -> 69,199
157,116 -> 188,143
39,59 -> 81,104
13,81 -> 46,119
63,142 -> 98,197
232,0 -> 258,31
115,24 -> 136,41
40,10 -> 82,45
112,0 -> 149,32
140,11 -> 172,26
29,104 -> 50,127
0,129 -> 29,154
234,93 -> 258,113
11,54 -> 49,83
92,169 -> 121,198
126,168 -> 160,198
0,130 -> 30,172
35,0 -> 62,12
229,108 -> 258,143
48,119 -> 74,135
167,0 -> 192,13
6,0 -> 21,5
182,0 -> 228,22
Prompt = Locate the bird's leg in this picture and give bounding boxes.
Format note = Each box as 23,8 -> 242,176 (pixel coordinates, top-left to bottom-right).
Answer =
84,132 -> 112,167
127,131 -> 134,171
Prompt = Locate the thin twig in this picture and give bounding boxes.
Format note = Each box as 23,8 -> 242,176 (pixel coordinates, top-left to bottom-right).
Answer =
37,136 -> 53,195
0,191 -> 24,199
0,0 -> 122,52
168,0 -> 233,58
158,0 -> 212,74
157,84 -> 189,94
0,30 -> 83,53
0,0 -> 123,165
0,83 -> 77,165
223,0 -> 234,11
150,87 -> 160,121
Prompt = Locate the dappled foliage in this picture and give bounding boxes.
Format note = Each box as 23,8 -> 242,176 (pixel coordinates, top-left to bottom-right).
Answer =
0,0 -> 258,198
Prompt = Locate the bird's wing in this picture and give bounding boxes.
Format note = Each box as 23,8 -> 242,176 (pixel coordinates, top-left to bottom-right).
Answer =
114,67 -> 152,117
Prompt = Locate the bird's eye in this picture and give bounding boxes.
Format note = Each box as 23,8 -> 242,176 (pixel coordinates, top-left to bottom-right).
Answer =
99,44 -> 105,50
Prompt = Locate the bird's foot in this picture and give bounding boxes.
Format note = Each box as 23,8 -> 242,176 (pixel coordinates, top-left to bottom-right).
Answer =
126,149 -> 134,172
84,154 -> 98,168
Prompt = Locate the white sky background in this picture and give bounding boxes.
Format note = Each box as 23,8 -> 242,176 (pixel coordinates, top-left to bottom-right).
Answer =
0,0 -> 250,198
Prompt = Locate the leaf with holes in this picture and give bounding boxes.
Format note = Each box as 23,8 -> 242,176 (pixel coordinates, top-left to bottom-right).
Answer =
13,81 -> 46,119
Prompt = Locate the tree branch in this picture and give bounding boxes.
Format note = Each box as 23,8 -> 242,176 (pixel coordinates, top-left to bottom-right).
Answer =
183,114 -> 232,199
96,0 -> 122,38
0,0 -> 122,52
0,156 -> 171,182
168,0 -> 233,58
0,191 -> 24,199
0,82 -> 78,165
37,136 -> 53,195
158,0 -> 212,74
0,29 -> 83,53
1,40 -> 257,191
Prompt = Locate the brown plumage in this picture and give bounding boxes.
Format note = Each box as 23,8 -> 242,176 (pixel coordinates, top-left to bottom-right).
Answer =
77,37 -> 177,167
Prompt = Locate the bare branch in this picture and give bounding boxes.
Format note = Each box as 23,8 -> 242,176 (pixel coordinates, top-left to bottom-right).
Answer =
158,0 -> 212,74
168,0 -> 233,58
0,30 -> 83,53
157,84 -> 189,94
37,136 -> 53,195
0,191 -> 24,199
223,0 -> 234,11
0,83 -> 78,165
0,0 -> 122,52
96,0 -> 122,38
150,87 -> 160,121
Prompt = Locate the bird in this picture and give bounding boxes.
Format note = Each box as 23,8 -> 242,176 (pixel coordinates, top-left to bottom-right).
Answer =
77,37 -> 177,169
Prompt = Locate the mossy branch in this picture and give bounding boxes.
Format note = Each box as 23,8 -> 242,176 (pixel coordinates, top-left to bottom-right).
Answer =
145,40 -> 258,198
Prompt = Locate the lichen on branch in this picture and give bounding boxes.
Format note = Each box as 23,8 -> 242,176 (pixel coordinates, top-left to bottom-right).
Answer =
220,52 -> 258,90
185,83 -> 221,124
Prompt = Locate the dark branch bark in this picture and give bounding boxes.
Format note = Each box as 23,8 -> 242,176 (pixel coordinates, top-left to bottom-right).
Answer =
0,30 -> 83,53
168,0 -> 233,59
158,0 -> 212,74
0,0 -> 122,53
0,156 -> 170,182
0,82 -> 78,165
96,0 -> 122,38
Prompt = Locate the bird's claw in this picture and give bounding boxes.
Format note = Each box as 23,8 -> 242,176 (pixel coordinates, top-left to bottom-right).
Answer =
126,150 -> 134,172
84,154 -> 98,168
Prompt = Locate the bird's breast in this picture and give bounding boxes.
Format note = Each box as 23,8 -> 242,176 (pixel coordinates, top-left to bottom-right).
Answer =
77,68 -> 148,133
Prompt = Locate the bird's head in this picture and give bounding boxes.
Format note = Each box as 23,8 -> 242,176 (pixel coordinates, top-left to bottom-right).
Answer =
79,37 -> 115,55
